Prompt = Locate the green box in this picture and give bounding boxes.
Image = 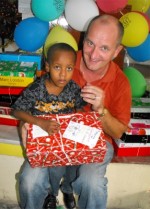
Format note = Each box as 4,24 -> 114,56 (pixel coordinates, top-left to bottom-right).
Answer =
0,61 -> 37,77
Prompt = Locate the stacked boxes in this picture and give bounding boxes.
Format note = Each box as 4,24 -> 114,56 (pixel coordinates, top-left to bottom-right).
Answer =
0,53 -> 42,126
113,98 -> 150,156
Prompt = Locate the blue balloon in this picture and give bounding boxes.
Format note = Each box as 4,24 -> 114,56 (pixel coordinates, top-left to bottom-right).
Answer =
127,34 -> 150,62
14,17 -> 49,52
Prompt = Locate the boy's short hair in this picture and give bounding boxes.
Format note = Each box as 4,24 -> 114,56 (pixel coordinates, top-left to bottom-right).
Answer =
47,43 -> 77,63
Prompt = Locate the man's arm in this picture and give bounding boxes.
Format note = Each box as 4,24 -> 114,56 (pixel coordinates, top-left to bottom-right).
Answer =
81,84 -> 130,139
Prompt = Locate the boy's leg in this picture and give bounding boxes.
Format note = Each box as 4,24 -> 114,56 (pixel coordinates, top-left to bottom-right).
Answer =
61,166 -> 78,194
48,166 -> 66,196
60,166 -> 79,209
19,160 -> 50,209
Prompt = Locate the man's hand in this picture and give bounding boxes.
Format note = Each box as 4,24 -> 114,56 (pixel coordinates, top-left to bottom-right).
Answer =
81,83 -> 105,113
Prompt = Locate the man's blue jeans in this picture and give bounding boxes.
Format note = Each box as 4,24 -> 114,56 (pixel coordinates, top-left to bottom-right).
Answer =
19,141 -> 114,209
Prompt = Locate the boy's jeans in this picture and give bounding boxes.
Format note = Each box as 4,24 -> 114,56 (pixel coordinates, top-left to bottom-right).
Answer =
19,141 -> 114,209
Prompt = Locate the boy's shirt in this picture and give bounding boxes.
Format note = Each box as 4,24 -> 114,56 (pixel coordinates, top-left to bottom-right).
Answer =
12,73 -> 86,115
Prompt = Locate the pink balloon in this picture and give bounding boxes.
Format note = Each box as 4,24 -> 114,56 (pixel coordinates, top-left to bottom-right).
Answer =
96,0 -> 128,13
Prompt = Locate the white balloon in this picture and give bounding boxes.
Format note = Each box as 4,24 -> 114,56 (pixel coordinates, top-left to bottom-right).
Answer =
65,0 -> 99,31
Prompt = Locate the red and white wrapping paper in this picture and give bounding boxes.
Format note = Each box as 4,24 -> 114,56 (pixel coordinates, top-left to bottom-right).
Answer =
26,112 -> 108,167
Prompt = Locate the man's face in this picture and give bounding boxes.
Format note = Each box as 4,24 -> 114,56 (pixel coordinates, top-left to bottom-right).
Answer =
83,20 -> 122,72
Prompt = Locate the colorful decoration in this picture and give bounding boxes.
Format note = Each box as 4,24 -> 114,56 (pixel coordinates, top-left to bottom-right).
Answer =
128,0 -> 150,13
44,25 -> 78,57
31,0 -> 65,22
14,17 -> 49,52
120,12 -> 149,47
65,0 -> 99,31
96,0 -> 128,13
127,34 -> 150,62
124,67 -> 147,98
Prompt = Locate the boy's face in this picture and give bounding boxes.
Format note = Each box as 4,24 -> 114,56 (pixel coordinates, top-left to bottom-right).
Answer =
46,50 -> 76,89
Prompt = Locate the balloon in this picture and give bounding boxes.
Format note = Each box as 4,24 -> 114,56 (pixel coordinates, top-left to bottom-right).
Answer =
120,12 -> 149,47
128,0 -> 150,13
44,25 -> 78,57
31,0 -> 65,22
124,67 -> 147,98
127,34 -> 150,62
14,17 -> 49,52
96,0 -> 128,13
65,0 -> 99,31
136,12 -> 150,32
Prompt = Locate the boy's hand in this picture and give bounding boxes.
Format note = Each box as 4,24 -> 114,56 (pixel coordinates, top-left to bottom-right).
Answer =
37,118 -> 60,135
19,121 -> 29,148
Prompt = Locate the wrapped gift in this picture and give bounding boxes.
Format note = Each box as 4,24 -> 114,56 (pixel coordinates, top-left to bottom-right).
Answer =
113,118 -> 150,156
131,98 -> 150,119
0,53 -> 42,70
0,106 -> 19,126
0,61 -> 37,87
27,112 -> 108,167
0,87 -> 25,95
0,61 -> 38,77
113,139 -> 150,156
0,94 -> 19,107
121,119 -> 150,143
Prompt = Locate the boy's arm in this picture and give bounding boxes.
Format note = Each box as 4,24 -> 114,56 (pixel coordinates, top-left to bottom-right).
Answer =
11,109 -> 60,137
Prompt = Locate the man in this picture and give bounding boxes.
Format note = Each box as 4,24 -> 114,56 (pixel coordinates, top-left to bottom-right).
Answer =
21,14 -> 132,209
59,14 -> 131,209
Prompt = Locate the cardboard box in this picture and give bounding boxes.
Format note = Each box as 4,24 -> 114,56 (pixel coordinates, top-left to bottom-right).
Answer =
113,118 -> 150,156
0,94 -> 19,107
0,87 -> 25,95
122,119 -> 150,143
0,61 -> 37,77
0,60 -> 38,87
0,76 -> 35,87
0,106 -> 19,126
131,98 -> 150,119
113,139 -> 150,156
0,53 -> 42,70
26,112 -> 108,167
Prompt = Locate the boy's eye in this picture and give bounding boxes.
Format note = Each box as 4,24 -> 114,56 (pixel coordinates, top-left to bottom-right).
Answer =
54,65 -> 60,70
67,67 -> 73,71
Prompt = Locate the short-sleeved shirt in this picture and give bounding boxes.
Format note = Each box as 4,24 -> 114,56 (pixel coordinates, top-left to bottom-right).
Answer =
73,51 -> 132,143
12,73 -> 86,115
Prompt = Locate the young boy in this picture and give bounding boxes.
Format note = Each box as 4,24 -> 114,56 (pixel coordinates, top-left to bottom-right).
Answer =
11,43 -> 86,209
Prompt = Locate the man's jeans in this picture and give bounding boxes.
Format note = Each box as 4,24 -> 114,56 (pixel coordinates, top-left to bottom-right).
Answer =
19,141 -> 114,209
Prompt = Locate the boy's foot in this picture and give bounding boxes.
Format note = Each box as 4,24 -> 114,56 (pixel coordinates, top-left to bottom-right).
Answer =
62,192 -> 76,209
43,194 -> 57,209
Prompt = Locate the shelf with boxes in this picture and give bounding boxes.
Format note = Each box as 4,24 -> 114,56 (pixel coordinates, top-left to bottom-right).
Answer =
113,97 -> 150,157
0,52 -> 42,126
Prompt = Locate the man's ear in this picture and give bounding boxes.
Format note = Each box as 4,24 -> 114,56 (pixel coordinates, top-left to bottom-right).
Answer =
114,45 -> 124,59
45,61 -> 49,72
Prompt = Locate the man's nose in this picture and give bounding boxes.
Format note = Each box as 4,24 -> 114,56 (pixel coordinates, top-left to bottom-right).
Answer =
90,47 -> 99,60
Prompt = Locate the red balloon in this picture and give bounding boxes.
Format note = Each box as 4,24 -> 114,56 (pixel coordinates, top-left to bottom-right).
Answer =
96,0 -> 128,13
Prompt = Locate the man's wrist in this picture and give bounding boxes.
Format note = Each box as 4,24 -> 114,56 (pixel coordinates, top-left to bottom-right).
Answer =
98,108 -> 108,119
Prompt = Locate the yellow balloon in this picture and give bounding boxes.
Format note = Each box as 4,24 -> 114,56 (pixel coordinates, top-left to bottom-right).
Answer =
44,25 -> 78,57
128,0 -> 150,13
120,12 -> 149,47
